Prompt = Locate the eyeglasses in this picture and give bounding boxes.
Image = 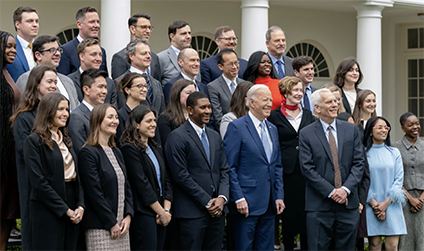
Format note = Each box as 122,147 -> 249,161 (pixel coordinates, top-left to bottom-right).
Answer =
131,83 -> 150,90
135,25 -> 154,31
373,125 -> 390,131
223,61 -> 240,67
218,37 -> 238,42
39,47 -> 63,54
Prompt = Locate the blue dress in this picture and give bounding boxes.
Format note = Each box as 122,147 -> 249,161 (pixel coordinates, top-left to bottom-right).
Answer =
366,143 -> 407,236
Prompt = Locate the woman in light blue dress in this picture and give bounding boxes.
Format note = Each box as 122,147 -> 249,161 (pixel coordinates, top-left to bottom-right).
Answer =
363,116 -> 407,251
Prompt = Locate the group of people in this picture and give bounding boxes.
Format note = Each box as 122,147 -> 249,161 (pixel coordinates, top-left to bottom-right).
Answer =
0,4 -> 423,251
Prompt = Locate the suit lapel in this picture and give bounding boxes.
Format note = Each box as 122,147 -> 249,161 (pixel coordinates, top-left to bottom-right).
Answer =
218,76 -> 232,101
314,120 -> 333,165
15,38 -> 29,71
245,115 -> 268,162
81,103 -> 91,121
167,47 -> 179,71
185,122 -> 210,167
336,120 -> 344,161
206,128 -> 215,168
265,120 -> 277,162
275,108 -> 297,134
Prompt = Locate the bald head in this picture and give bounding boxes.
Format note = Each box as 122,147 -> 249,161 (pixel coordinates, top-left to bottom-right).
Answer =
178,48 -> 200,79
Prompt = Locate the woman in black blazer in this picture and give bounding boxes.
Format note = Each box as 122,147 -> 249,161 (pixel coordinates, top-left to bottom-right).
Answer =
120,105 -> 173,250
268,76 -> 315,251
23,92 -> 84,250
78,104 -> 133,251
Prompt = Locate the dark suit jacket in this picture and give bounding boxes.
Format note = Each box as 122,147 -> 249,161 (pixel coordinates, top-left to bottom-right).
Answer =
120,143 -> 172,216
164,120 -> 229,218
78,145 -> 134,230
57,37 -> 108,75
68,69 -> 116,105
341,87 -> 362,114
207,75 -> 242,130
6,37 -> 29,82
269,54 -> 295,78
224,114 -> 284,216
267,107 -> 315,174
299,119 -> 364,211
200,54 -> 247,85
111,48 -> 161,81
163,73 -> 209,105
67,103 -> 90,156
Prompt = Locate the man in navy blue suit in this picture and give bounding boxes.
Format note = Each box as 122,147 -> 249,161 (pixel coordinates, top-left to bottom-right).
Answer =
224,85 -> 285,251
200,26 -> 247,85
7,6 -> 39,82
299,88 -> 364,250
57,6 -> 108,75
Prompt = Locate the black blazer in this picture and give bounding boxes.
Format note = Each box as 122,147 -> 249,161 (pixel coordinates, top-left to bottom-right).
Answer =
268,107 -> 315,174
157,113 -> 178,148
164,120 -> 229,218
120,143 -> 172,216
78,145 -> 134,230
341,87 -> 362,114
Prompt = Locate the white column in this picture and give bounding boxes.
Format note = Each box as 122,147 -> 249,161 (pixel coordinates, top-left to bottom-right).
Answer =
354,3 -> 391,116
101,0 -> 131,77
240,0 -> 269,60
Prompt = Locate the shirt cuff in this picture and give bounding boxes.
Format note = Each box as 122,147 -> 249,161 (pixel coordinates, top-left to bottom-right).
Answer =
235,198 -> 246,204
328,189 -> 335,198
218,195 -> 228,204
341,186 -> 351,195
205,198 -> 213,209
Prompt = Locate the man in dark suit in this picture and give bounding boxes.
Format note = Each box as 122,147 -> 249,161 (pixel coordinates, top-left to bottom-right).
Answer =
223,85 -> 285,251
266,26 -> 294,79
165,92 -> 229,250
16,35 -> 80,111
68,69 -> 108,155
299,88 -> 364,250
293,56 -> 317,112
157,20 -> 192,87
207,48 -> 243,130
111,13 -> 161,81
57,6 -> 107,75
200,26 -> 247,85
67,38 -> 116,105
114,38 -> 165,113
163,48 -> 209,105
7,6 -> 39,82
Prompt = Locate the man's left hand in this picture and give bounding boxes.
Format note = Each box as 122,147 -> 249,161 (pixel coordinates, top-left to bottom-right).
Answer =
207,197 -> 225,217
331,188 -> 347,204
275,199 -> 285,214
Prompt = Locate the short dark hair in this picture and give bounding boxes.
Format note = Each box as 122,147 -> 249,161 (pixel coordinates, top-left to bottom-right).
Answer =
13,6 -> 37,31
214,26 -> 233,40
75,6 -> 98,22
292,56 -> 314,72
216,48 -> 237,65
399,112 -> 416,127
80,69 -> 108,96
125,38 -> 150,63
77,38 -> 100,57
32,35 -> 60,62
128,13 -> 151,28
168,20 -> 189,42
186,91 -> 208,109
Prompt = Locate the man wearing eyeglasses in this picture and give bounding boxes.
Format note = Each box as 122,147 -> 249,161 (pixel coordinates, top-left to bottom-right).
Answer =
207,49 -> 243,131
200,26 -> 247,86
16,35 -> 80,111
111,13 -> 161,81
57,6 -> 108,75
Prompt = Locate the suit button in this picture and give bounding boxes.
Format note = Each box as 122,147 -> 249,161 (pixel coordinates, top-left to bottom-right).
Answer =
296,146 -> 299,150
296,136 -> 299,139
211,185 -> 214,189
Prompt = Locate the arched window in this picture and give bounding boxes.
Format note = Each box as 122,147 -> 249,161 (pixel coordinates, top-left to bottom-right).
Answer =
287,42 -> 330,78
191,35 -> 218,60
56,28 -> 79,45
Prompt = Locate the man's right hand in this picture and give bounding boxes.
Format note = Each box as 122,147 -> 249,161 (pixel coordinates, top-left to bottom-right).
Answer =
236,200 -> 249,217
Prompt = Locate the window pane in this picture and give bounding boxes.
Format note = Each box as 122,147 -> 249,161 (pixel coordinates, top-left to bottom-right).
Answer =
419,59 -> 424,77
420,28 -> 424,48
408,28 -> 418,49
409,99 -> 418,115
420,99 -> 424,117
296,44 -> 302,56
409,79 -> 418,97
321,69 -> 330,77
302,43 -> 308,55
409,60 -> 417,78
420,79 -> 424,97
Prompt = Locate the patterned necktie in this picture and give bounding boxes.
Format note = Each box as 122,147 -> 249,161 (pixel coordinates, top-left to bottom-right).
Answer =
230,81 -> 236,94
275,61 -> 285,79
260,122 -> 272,162
142,73 -> 153,104
328,126 -> 341,188
303,87 -> 311,110
201,130 -> 210,164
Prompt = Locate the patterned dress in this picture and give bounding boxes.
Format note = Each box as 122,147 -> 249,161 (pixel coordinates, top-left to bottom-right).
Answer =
85,147 -> 130,251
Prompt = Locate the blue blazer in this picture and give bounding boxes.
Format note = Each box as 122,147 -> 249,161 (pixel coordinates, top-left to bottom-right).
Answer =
223,114 -> 284,216
163,73 -> 209,105
6,37 -> 30,82
298,119 -> 364,211
199,54 -> 247,85
57,37 -> 108,75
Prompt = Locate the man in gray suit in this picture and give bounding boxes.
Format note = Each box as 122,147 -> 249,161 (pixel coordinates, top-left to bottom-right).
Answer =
293,56 -> 317,112
16,35 -> 80,111
111,13 -> 161,81
68,69 -> 108,155
207,48 -> 243,130
115,38 -> 165,114
266,26 -> 295,79
157,20 -> 192,87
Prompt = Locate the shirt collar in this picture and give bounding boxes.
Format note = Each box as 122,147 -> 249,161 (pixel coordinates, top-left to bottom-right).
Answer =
188,118 -> 205,137
82,100 -> 94,111
170,45 -> 180,56
248,111 -> 264,129
222,74 -> 237,84
79,67 -> 84,74
268,52 -> 284,65
77,34 -> 84,43
130,66 -> 147,75
16,35 -> 32,48
319,118 -> 337,132
303,83 -> 312,90
181,72 -> 195,81
401,135 -> 423,150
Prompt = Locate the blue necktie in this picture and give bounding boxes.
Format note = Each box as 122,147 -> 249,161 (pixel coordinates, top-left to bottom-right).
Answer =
260,122 -> 272,162
143,73 -> 153,104
303,87 -> 311,110
230,81 -> 236,94
201,130 -> 210,164
275,61 -> 285,79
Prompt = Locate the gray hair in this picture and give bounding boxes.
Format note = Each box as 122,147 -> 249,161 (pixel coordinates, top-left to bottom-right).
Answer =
125,38 -> 150,63
246,84 -> 270,108
311,88 -> 332,107
265,26 -> 284,42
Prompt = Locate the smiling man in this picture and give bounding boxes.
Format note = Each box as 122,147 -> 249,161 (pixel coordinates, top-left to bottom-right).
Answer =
299,88 -> 364,251
57,6 -> 108,75
293,56 -> 317,112
266,26 -> 294,79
